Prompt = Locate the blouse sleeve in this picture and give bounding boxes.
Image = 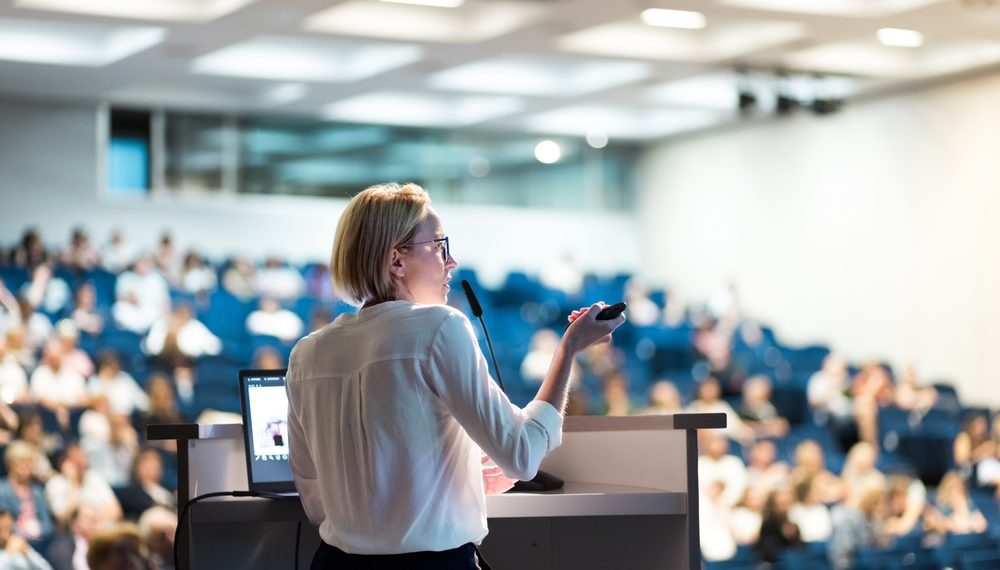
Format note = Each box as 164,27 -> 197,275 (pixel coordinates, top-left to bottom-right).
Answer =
423,312 -> 563,481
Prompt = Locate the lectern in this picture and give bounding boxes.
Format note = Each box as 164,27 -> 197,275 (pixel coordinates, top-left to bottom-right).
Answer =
149,412 -> 725,570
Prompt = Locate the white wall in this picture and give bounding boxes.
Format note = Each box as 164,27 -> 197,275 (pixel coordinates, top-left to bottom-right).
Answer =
0,98 -> 642,288
638,72 -> 1000,407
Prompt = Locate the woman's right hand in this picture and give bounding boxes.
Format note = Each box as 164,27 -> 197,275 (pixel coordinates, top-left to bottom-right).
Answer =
563,302 -> 625,354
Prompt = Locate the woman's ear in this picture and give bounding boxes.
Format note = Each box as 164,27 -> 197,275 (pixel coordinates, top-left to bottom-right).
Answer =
388,248 -> 406,279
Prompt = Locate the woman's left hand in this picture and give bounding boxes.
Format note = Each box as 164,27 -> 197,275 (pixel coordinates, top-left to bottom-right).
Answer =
481,454 -> 517,495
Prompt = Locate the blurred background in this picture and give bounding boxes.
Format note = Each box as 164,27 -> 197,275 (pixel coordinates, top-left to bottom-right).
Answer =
2,0 -> 1000,569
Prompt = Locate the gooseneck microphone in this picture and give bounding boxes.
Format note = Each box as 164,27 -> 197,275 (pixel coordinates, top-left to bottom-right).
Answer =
461,279 -> 506,393
460,279 -> 564,492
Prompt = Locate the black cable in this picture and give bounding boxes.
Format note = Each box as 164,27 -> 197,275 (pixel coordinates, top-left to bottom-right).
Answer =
174,490 -> 302,570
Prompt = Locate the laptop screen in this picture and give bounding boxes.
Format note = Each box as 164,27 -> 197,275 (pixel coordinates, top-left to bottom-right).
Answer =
238,369 -> 296,494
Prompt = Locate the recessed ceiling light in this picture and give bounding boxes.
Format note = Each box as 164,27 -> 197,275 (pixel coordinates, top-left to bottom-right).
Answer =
640,8 -> 706,30
429,56 -> 650,97
381,0 -> 464,7
0,18 -> 164,66
877,28 -> 924,48
534,140 -> 562,164
323,91 -> 522,127
585,129 -> 608,149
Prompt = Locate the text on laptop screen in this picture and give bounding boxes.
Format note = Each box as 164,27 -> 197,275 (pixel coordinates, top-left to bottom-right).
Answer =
244,373 -> 294,485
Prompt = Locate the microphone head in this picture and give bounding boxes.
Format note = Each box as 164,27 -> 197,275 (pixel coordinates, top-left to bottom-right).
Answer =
461,279 -> 483,317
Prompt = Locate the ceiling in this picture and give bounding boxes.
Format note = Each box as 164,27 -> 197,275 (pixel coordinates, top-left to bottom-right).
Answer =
1,0 -> 1000,142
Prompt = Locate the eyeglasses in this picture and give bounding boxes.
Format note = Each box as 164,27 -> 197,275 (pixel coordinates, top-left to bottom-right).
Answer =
400,236 -> 450,262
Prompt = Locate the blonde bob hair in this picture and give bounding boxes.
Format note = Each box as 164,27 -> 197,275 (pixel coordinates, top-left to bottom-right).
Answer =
331,182 -> 431,305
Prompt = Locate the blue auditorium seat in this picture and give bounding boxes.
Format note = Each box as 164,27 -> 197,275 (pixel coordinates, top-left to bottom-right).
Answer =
0,265 -> 29,293
200,289 -> 256,341
84,267 -> 118,308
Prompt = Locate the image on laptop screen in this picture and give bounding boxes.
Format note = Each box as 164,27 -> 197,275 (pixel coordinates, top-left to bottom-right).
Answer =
239,369 -> 296,494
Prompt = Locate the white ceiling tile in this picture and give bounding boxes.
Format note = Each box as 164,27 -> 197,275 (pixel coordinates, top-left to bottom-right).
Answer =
303,0 -> 545,43
0,17 -> 164,66
429,55 -> 651,96
783,38 -> 1000,78
522,104 -> 730,140
192,36 -> 423,82
718,0 -> 945,18
323,91 -> 523,127
556,19 -> 806,62
14,0 -> 255,22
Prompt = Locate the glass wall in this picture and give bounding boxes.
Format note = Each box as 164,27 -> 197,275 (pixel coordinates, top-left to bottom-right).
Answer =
106,107 -> 640,211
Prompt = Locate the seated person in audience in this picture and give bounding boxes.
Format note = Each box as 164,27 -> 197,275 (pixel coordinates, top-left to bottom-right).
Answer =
954,411 -> 994,483
179,251 -> 217,296
788,476 -> 833,543
60,227 -> 100,273
30,342 -> 89,431
883,474 -> 926,538
100,229 -> 134,273
255,257 -> 305,300
87,351 -> 148,417
23,263 -> 71,318
153,233 -> 182,287
45,504 -> 101,570
698,431 -> 749,509
754,485 -> 802,564
112,255 -> 170,334
45,443 -> 122,526
0,278 -> 20,334
139,374 -> 185,452
9,229 -> 48,270
252,346 -> 285,370
3,327 -> 37,372
12,410 -> 57,483
687,376 -> 754,443
540,252 -> 583,295
807,354 -> 855,435
79,396 -> 138,488
622,278 -> 660,326
738,375 -> 790,439
142,303 -> 221,366
69,282 -> 105,337
599,373 -> 631,416
840,441 -> 886,502
0,333 -> 30,405
851,362 -> 895,447
0,442 -> 55,549
138,505 -> 176,570
221,256 -> 257,300
521,329 -> 573,385
0,508 -> 53,570
893,364 -> 938,412
790,440 -> 844,505
730,486 -> 766,546
828,486 -> 889,570
925,471 -> 988,535
14,299 -> 53,364
975,415 -> 1000,497
639,379 -> 684,415
86,521 -> 148,570
700,481 -> 737,562
117,448 -> 176,522
745,440 -> 790,495
54,320 -> 93,379
246,296 -> 303,344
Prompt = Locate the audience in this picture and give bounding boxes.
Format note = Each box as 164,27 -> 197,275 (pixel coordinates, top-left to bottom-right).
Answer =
0,508 -> 52,570
1,229 -> 998,569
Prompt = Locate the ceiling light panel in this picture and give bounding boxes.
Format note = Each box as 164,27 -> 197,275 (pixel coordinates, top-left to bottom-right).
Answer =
557,19 -> 805,62
323,91 -> 523,127
646,73 -> 741,110
14,0 -> 255,22
303,0 -> 545,43
640,8 -> 706,30
877,28 -> 924,48
783,38 -> 1000,78
718,0 -> 944,18
0,18 -> 164,66
192,36 -> 423,82
429,55 -> 651,96
522,104 -> 727,140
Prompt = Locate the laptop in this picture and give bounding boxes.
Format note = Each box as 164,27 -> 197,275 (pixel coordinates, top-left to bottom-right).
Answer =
238,369 -> 298,496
